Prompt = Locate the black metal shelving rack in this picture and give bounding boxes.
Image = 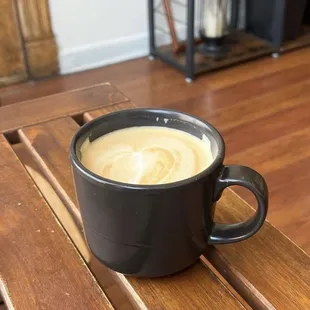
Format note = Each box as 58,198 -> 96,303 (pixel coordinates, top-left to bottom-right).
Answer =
148,0 -> 310,82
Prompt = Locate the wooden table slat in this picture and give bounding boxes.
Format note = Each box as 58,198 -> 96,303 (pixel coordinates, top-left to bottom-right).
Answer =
83,101 -> 136,122
18,104 -> 245,310
0,135 -> 113,310
0,83 -> 128,134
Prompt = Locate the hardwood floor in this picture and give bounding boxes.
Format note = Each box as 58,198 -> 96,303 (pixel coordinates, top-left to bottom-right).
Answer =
1,48 -> 310,253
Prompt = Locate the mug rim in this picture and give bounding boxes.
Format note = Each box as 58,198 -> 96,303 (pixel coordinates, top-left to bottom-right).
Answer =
70,108 -> 225,191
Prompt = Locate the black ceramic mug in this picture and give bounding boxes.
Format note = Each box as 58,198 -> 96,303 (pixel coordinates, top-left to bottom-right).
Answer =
70,108 -> 268,277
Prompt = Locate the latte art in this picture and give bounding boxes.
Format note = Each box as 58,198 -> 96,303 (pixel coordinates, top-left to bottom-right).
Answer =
80,126 -> 213,185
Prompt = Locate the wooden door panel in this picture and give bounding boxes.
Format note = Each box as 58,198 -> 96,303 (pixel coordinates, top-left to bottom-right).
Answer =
0,0 -> 27,86
16,0 -> 59,78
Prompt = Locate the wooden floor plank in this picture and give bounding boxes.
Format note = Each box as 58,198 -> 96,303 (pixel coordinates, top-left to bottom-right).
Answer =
0,83 -> 128,133
19,105 -> 310,310
0,135 -> 113,310
19,107 -> 245,310
202,47 -> 310,90
228,127 -> 310,175
268,175 -> 310,250
222,96 -> 310,155
1,48 -> 310,108
206,78 -> 310,133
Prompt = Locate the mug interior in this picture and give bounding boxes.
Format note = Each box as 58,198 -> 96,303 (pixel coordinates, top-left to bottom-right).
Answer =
72,108 -> 225,186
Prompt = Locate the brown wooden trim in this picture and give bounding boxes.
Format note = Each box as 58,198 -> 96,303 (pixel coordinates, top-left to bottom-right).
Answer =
0,74 -> 27,87
24,37 -> 59,78
0,0 -> 28,86
15,0 -> 59,78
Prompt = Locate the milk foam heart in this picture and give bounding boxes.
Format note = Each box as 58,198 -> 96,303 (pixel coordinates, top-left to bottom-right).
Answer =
80,126 -> 213,185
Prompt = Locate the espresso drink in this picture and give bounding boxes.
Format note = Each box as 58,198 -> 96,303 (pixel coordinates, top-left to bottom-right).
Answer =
71,109 -> 269,277
80,126 -> 213,185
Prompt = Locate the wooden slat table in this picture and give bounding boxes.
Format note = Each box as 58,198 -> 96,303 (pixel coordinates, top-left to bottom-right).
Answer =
0,83 -> 309,310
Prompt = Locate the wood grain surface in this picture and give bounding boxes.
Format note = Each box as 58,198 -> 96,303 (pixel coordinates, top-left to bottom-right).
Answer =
0,83 -> 128,133
0,0 -> 27,86
18,102 -> 134,220
19,116 -> 81,222
0,135 -> 113,310
2,48 -> 309,254
84,101 -> 136,122
12,143 -> 136,310
25,38 -> 59,78
116,262 -> 244,310
18,107 -> 246,310
15,0 -> 59,78
1,47 -> 310,307
18,103 -> 310,309
84,105 -> 310,309
208,190 -> 310,310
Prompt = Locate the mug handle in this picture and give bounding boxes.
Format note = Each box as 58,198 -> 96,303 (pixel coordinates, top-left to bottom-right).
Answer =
208,165 -> 268,245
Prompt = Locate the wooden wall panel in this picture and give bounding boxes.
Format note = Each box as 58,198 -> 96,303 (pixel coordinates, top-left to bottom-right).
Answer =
0,0 -> 27,86
15,0 -> 59,78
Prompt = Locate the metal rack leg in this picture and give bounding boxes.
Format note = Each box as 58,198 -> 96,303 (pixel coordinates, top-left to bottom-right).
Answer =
148,0 -> 156,56
272,0 -> 286,54
185,0 -> 195,81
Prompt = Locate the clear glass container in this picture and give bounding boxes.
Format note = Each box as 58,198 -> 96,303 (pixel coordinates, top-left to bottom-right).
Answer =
200,0 -> 230,39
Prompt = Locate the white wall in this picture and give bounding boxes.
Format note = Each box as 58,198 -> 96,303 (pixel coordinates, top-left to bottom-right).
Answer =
49,0 -> 149,74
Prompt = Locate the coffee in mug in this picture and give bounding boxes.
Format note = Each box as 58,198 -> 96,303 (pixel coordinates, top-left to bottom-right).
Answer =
80,126 -> 214,185
70,108 -> 268,277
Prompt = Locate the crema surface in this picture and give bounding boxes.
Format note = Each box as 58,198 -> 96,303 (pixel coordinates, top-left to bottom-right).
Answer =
80,126 -> 213,185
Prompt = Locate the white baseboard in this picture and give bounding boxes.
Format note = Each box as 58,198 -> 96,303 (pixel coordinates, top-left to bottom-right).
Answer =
59,33 -> 149,74
58,24 -> 191,75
